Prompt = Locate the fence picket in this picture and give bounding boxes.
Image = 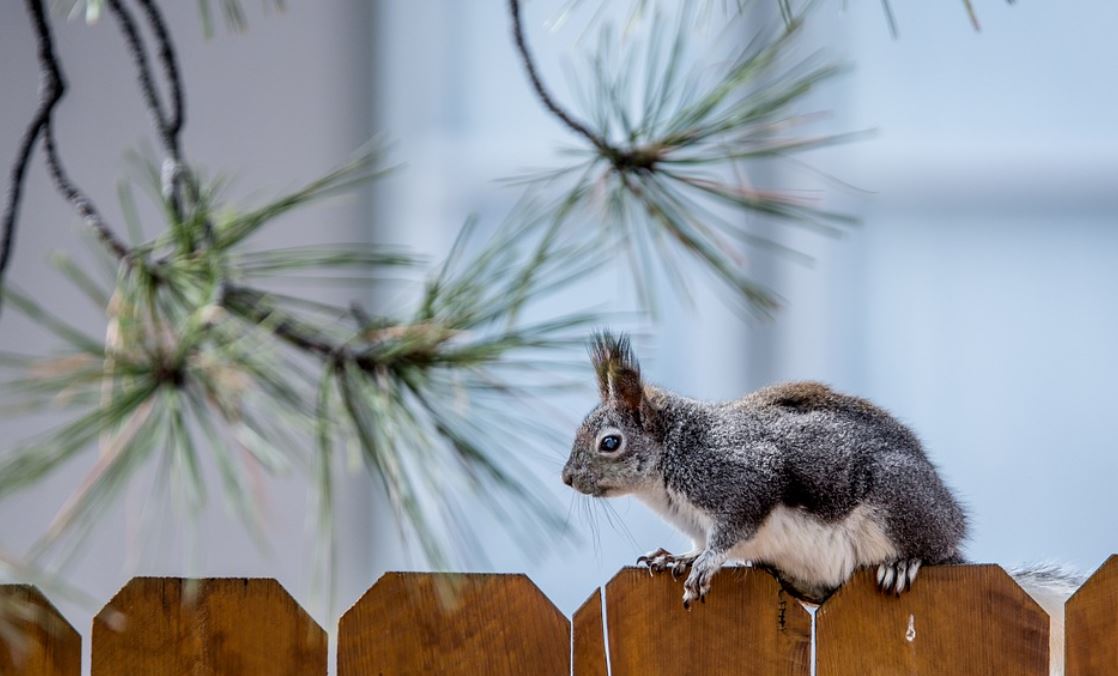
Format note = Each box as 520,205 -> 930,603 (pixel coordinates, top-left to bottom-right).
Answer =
599,566 -> 811,676
91,577 -> 325,675
338,572 -> 569,675
816,564 -> 1048,675
0,585 -> 80,676
573,588 -> 607,676
1066,555 -> 1118,676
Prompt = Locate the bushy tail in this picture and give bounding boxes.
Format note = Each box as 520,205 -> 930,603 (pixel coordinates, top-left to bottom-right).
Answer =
1009,563 -> 1085,676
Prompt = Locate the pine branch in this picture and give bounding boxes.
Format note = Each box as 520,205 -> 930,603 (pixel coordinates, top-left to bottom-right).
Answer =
511,11 -> 858,315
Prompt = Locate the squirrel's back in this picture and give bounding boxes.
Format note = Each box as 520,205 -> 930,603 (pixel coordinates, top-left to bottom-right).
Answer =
739,381 -> 925,453
744,381 -> 893,419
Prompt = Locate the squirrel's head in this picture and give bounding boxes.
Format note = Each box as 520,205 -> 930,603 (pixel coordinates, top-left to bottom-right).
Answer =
562,332 -> 664,497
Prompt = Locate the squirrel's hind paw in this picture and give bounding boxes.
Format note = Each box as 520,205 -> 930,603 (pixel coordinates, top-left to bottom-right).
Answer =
876,559 -> 922,595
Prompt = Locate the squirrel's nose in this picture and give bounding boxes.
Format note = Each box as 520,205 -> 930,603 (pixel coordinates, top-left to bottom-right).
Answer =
562,470 -> 574,487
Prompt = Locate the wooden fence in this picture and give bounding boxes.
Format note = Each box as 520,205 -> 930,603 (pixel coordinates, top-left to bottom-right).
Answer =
2,557 -> 1116,675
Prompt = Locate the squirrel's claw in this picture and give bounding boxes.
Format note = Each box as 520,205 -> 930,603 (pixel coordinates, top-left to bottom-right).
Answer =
636,547 -> 671,570
876,559 -> 921,596
638,548 -> 699,578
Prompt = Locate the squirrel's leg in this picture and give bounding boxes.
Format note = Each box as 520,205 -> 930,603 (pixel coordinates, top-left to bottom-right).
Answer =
682,529 -> 739,609
875,559 -> 922,595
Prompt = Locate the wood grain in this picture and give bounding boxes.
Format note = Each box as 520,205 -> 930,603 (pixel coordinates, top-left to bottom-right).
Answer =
0,585 -> 80,676
91,577 -> 325,675
1066,554 -> 1118,676
573,587 -> 607,676
816,564 -> 1049,676
338,572 -> 569,676
604,566 -> 811,676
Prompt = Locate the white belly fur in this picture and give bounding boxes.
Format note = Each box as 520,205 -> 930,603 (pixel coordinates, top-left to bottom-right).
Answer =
635,485 -> 898,591
734,504 -> 899,591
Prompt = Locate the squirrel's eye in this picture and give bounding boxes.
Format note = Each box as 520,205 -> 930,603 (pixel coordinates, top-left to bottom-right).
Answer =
599,434 -> 622,452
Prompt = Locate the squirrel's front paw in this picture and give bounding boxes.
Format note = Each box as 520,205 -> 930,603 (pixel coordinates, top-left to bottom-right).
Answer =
681,564 -> 715,610
876,559 -> 922,595
637,548 -> 698,578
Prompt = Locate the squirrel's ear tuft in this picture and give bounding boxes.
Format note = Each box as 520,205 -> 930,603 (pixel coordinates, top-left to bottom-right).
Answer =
589,331 -> 643,412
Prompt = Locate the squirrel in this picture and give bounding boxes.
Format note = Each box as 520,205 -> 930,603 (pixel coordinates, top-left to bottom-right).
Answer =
562,332 -> 1081,672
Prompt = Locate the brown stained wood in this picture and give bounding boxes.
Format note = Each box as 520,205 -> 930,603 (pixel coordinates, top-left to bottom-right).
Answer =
0,585 -> 80,676
1067,555 -> 1118,676
338,572 -> 569,676
816,564 -> 1049,676
604,566 -> 811,676
91,577 -> 325,676
573,588 -> 607,676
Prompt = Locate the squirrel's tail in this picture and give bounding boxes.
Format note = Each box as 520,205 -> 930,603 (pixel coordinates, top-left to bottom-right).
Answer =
1008,563 -> 1084,676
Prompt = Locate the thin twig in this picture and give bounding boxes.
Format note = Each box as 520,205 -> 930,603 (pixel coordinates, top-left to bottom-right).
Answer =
962,0 -> 981,31
221,284 -> 344,360
0,0 -> 68,319
881,0 -> 898,38
129,0 -> 198,234
104,0 -> 177,160
507,0 -> 613,154
1,0 -> 134,320
107,0 -> 213,243
132,0 -> 185,151
41,123 -> 131,261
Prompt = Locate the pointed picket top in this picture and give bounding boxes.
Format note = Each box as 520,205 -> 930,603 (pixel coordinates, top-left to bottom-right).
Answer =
573,587 -> 607,676
602,566 -> 811,676
1066,554 -> 1118,676
816,564 -> 1048,676
0,585 -> 80,676
91,577 -> 325,675
338,572 -> 569,675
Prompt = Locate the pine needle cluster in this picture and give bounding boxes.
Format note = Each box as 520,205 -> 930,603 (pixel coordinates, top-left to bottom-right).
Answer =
515,12 -> 858,314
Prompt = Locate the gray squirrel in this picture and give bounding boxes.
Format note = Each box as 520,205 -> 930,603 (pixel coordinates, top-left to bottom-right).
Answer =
562,332 -> 1081,671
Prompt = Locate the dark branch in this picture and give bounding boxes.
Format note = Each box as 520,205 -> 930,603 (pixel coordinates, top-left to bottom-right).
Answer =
132,0 -> 185,148
127,0 -> 213,243
1,0 -> 66,318
41,122 -> 131,261
105,0 -> 192,227
221,284 -> 344,360
1,0 -> 125,320
507,0 -> 613,154
221,285 -> 436,373
104,0 -> 179,162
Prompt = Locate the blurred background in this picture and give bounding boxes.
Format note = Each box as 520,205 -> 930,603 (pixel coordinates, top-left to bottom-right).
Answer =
2,0 -> 1117,668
